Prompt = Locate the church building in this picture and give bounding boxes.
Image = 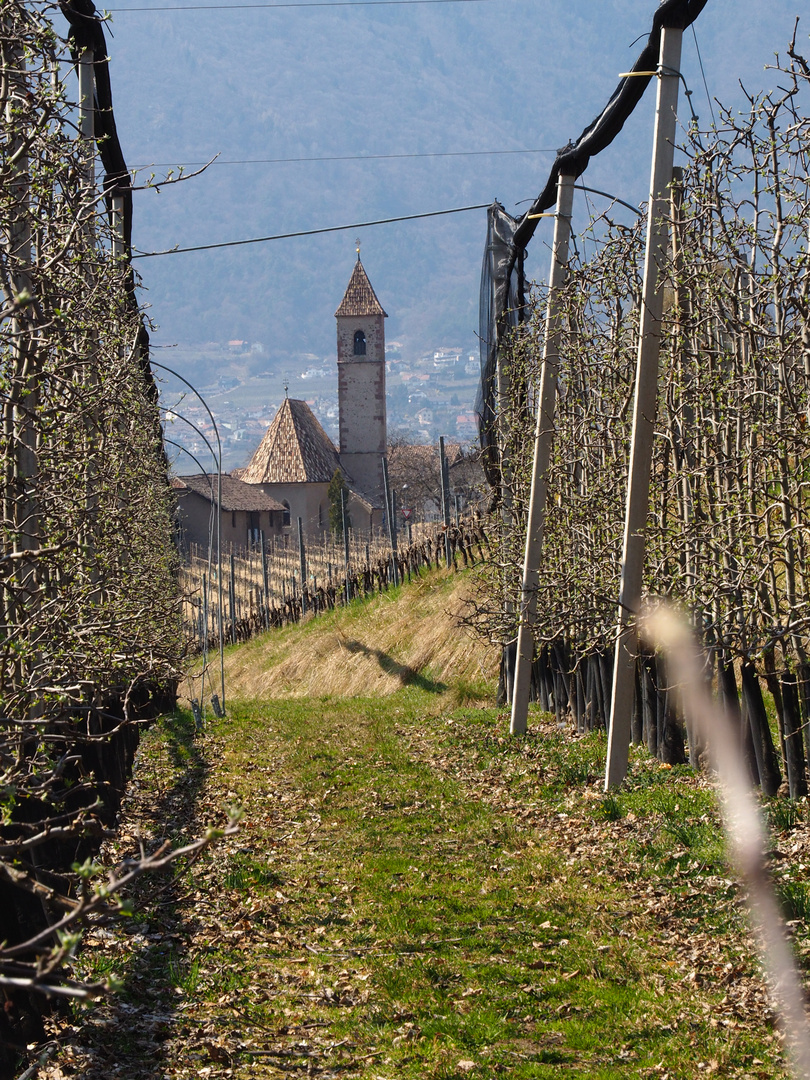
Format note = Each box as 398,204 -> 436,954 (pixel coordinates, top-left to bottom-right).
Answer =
236,253 -> 388,537
335,253 -> 388,505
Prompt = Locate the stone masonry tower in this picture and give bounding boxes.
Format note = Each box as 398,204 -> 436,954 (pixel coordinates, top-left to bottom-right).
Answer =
335,253 -> 387,504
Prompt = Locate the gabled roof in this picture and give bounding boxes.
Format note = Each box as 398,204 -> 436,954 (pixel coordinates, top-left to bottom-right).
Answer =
172,474 -> 285,513
241,398 -> 341,485
346,486 -> 381,512
387,442 -> 463,473
335,258 -> 387,318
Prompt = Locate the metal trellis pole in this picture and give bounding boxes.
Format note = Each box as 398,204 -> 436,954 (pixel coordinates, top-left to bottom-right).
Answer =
605,24 -> 683,789
510,172 -> 576,736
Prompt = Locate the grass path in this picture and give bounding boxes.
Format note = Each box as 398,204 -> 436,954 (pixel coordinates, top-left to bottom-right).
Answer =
40,573 -> 810,1078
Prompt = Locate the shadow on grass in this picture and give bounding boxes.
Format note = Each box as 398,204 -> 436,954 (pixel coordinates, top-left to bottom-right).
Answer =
342,638 -> 447,693
72,710 -> 213,1077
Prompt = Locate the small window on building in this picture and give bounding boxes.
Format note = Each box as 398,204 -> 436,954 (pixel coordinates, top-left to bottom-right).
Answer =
248,511 -> 260,546
353,329 -> 366,356
282,500 -> 291,527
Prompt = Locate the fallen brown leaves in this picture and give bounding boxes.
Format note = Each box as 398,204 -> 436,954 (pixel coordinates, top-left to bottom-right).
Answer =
396,712 -> 793,1052
34,721 -> 369,1080
27,704 -> 805,1079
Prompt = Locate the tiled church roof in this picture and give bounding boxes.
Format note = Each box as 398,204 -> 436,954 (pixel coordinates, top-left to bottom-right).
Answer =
241,398 -> 341,484
335,258 -> 387,318
171,474 -> 284,512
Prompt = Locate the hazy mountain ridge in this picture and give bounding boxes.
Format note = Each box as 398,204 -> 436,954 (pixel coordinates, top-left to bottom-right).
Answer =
107,1 -> 803,376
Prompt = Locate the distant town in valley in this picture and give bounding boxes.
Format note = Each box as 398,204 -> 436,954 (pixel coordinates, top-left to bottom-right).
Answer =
160,338 -> 481,474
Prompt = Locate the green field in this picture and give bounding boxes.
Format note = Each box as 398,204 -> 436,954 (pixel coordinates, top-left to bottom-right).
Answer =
52,569 -> 809,1079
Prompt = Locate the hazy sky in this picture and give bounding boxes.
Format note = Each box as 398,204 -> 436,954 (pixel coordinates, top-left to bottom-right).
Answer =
94,0 -> 807,363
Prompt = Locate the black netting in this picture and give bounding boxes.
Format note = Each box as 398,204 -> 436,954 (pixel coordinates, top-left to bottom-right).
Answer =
477,0 -> 710,491
60,0 -> 155,399
476,202 -> 524,492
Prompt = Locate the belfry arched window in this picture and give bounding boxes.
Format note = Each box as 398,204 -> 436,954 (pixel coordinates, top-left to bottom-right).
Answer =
353,329 -> 366,356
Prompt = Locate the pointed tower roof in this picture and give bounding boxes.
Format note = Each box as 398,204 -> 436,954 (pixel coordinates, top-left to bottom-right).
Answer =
242,398 -> 341,484
335,257 -> 387,318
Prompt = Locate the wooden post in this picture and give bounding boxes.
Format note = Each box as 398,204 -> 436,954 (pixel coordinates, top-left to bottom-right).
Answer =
260,531 -> 269,629
3,28 -> 38,640
382,456 -> 398,586
229,552 -> 236,644
510,173 -> 576,736
111,194 -> 125,260
605,25 -> 683,789
202,571 -> 209,665
341,488 -> 350,604
497,344 -> 513,527
78,47 -> 95,197
298,517 -> 307,616
73,42 -> 105,604
439,437 -> 452,566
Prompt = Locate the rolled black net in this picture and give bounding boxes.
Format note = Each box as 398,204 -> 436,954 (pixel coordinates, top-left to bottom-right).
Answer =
476,0 -> 710,493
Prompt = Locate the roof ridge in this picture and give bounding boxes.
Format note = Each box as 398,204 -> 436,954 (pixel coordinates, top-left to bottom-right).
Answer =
242,398 -> 339,484
335,259 -> 387,318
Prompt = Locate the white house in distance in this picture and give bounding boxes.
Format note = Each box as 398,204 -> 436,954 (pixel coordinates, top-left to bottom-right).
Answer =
173,254 -> 388,551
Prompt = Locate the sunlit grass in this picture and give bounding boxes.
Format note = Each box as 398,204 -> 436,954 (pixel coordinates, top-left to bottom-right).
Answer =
66,566 -> 796,1077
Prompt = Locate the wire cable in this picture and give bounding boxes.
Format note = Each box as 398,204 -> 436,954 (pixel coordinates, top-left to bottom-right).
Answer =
131,201 -> 491,258
134,147 -> 557,171
691,22 -> 716,127
110,0 -> 496,10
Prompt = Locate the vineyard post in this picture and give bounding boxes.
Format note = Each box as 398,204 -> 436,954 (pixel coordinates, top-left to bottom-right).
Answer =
605,24 -> 683,789
202,569 -> 208,652
76,42 -> 103,588
439,436 -> 452,566
78,45 -> 94,196
229,551 -> 236,643
149,361 -> 225,712
260,531 -> 269,628
382,456 -> 398,586
298,517 -> 307,616
341,488 -> 350,604
3,22 -> 40,703
497,334 -> 513,530
112,193 -> 125,260
510,172 -> 576,736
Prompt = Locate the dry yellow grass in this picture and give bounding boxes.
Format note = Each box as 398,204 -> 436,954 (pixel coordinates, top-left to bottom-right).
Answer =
216,566 -> 498,701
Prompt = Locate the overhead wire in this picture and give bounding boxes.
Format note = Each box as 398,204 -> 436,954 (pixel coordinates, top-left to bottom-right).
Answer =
131,202 -> 492,258
109,0 -> 497,10
133,147 -> 557,170
691,22 -> 716,127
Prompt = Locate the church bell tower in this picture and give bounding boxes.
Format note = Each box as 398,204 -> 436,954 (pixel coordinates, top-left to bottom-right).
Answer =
335,250 -> 387,504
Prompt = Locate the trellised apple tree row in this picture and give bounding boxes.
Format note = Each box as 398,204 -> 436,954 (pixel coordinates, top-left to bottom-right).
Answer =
0,0 -> 194,1042
473,32 -> 810,797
